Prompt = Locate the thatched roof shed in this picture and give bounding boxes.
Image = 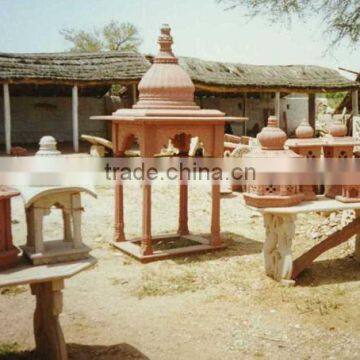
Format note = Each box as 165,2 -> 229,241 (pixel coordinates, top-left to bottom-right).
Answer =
178,57 -> 359,93
0,51 -> 150,86
0,51 -> 358,94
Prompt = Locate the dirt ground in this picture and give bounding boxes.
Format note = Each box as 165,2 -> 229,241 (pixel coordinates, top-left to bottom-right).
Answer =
1,184 -> 360,359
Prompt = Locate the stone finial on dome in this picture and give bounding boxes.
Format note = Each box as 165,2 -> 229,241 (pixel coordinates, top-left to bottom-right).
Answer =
155,24 -> 177,64
133,24 -> 198,110
257,116 -> 287,150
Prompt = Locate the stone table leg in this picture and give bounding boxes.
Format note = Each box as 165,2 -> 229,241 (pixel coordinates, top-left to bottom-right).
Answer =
114,182 -> 125,242
263,213 -> 296,285
30,279 -> 67,360
355,209 -> 360,261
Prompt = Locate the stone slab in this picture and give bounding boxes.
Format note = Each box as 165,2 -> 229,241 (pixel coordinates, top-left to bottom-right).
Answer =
251,195 -> 360,215
0,256 -> 97,288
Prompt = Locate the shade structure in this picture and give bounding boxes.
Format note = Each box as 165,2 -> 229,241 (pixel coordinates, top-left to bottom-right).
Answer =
91,24 -> 235,262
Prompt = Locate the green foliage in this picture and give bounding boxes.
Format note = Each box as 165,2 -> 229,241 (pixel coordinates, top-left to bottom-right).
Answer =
61,21 -> 141,53
0,342 -> 21,356
325,92 -> 347,109
217,0 -> 360,47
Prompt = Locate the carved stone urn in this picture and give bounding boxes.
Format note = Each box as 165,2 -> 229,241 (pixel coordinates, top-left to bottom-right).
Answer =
295,119 -> 314,139
257,116 -> 287,150
329,118 -> 347,137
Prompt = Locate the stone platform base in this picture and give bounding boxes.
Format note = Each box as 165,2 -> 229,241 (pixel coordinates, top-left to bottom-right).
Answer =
112,234 -> 226,263
244,193 -> 304,208
22,240 -> 91,265
336,195 -> 360,203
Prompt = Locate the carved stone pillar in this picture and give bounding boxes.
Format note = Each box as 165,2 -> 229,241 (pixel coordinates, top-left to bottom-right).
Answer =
114,181 -> 125,242
31,280 -> 67,360
263,213 -> 296,284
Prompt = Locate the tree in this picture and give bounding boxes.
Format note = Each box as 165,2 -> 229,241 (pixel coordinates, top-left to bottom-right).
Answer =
60,21 -> 142,52
217,0 -> 360,46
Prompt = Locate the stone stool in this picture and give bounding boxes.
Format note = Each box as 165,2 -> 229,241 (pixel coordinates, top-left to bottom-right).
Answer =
21,187 -> 97,265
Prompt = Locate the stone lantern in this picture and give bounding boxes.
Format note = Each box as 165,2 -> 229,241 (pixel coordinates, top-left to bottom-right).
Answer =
322,119 -> 360,202
243,116 -> 305,208
286,119 -> 322,200
0,187 -> 20,269
323,119 -> 360,200
91,24 -> 230,262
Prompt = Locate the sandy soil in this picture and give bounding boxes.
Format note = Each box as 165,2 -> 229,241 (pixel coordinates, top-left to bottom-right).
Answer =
1,184 -> 360,359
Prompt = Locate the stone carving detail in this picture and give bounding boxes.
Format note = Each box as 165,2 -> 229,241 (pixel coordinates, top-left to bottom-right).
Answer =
263,213 -> 296,282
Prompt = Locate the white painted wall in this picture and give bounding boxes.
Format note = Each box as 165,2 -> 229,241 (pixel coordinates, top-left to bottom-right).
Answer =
0,96 -> 107,145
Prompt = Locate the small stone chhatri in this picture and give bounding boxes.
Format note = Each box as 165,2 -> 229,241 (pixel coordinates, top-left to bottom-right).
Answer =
21,187 -> 96,265
243,116 -> 304,208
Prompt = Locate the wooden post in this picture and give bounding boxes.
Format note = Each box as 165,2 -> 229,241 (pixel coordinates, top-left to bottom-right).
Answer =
3,83 -> 11,154
308,93 -> 316,130
243,92 -> 247,135
131,84 -> 137,106
72,85 -> 79,153
275,92 -> 281,121
352,90 -> 359,116
243,92 -> 247,117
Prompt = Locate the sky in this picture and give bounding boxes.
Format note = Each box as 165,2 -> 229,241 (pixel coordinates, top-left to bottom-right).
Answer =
0,0 -> 359,79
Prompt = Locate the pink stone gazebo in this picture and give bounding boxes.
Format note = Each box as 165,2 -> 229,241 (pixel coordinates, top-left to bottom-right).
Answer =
92,24 -> 230,262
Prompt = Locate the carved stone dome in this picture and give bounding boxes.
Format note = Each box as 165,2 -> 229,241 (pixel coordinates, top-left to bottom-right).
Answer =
134,24 -> 199,110
295,119 -> 314,139
329,118 -> 347,137
257,116 -> 287,150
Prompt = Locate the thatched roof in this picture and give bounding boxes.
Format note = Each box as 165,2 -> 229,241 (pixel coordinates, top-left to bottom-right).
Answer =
0,51 -> 150,86
0,51 -> 358,93
178,57 -> 359,93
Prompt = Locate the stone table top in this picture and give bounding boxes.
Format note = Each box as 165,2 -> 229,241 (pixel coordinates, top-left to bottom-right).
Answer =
249,196 -> 360,215
0,257 -> 97,288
